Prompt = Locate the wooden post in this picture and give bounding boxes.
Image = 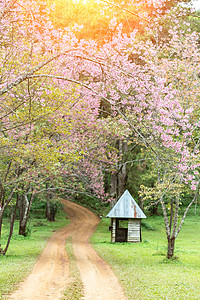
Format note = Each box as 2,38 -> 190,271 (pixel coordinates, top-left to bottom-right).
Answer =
111,218 -> 116,243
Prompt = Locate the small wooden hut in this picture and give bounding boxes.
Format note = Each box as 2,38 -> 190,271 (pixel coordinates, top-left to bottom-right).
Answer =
107,190 -> 147,243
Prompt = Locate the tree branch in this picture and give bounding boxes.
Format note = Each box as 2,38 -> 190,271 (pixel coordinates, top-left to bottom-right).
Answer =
0,53 -> 63,96
101,0 -> 150,24
0,0 -> 18,21
176,184 -> 200,237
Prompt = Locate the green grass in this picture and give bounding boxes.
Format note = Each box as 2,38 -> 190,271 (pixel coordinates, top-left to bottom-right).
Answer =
91,215 -> 200,300
62,238 -> 84,300
0,213 -> 69,300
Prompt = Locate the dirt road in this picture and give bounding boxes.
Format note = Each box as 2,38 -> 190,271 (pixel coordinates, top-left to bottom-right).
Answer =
9,200 -> 127,300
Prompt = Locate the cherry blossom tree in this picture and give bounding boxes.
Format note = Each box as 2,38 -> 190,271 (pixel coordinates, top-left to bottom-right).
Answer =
66,7 -> 199,258
0,0 -> 121,253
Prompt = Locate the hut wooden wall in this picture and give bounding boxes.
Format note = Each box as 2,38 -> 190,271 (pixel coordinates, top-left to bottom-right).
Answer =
127,219 -> 141,242
111,218 -> 116,243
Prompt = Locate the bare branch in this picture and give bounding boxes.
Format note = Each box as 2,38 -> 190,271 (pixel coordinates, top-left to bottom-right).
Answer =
176,184 -> 200,237
0,0 -> 18,21
0,53 -> 62,96
101,0 -> 150,24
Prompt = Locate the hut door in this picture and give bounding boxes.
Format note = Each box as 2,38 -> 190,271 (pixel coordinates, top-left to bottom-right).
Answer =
115,219 -> 128,242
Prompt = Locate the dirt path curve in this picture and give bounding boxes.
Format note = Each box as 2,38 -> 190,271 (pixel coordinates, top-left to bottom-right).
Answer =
9,199 -> 127,300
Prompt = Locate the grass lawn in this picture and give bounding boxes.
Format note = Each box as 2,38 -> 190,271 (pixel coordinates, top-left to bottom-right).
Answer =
91,214 -> 200,299
0,213 -> 69,300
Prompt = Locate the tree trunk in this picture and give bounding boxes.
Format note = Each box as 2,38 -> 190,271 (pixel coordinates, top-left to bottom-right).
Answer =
49,207 -> 56,222
46,200 -> 51,220
46,201 -> 56,222
118,140 -> 127,197
46,190 -> 56,221
0,211 -> 3,240
0,211 -> 3,253
19,218 -> 28,236
3,202 -> 18,255
110,173 -> 117,207
18,194 -> 28,235
0,186 -> 17,252
110,140 -> 128,206
152,202 -> 159,215
169,198 -> 174,233
167,236 -> 175,259
18,193 -> 33,236
138,196 -> 144,211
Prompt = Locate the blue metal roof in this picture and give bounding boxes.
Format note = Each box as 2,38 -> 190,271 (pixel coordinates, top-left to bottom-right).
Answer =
106,190 -> 147,219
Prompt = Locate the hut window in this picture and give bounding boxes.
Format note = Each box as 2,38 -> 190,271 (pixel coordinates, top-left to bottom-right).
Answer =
119,219 -> 128,229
